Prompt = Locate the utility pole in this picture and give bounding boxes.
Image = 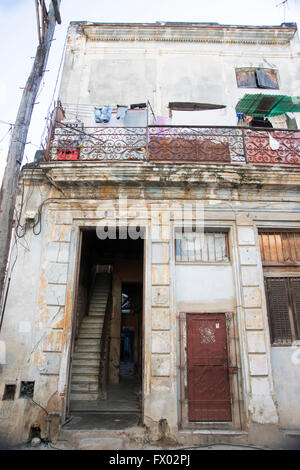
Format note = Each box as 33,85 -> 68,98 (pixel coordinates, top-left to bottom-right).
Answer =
0,1 -> 61,305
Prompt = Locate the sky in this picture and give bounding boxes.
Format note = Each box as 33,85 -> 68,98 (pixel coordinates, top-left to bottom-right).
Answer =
0,0 -> 299,179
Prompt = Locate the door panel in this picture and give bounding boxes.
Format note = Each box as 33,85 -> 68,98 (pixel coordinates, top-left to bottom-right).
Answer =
186,313 -> 231,421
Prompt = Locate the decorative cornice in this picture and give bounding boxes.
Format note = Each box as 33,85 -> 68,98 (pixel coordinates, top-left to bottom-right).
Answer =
79,23 -> 297,45
33,161 -> 300,189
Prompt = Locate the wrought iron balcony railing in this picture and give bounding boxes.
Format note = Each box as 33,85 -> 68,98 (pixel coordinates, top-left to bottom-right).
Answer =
47,124 -> 300,166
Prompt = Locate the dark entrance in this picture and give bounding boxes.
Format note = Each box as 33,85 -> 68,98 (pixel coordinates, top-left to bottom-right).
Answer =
68,228 -> 144,424
186,313 -> 231,422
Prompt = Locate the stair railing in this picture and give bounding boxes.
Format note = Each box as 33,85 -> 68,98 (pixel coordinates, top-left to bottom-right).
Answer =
98,291 -> 113,399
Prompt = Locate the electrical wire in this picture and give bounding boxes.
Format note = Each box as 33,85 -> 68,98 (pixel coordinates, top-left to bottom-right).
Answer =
0,126 -> 12,144
40,32 -> 68,149
0,119 -> 14,127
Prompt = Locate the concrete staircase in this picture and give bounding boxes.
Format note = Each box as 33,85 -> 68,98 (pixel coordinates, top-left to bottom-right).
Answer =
70,274 -> 111,402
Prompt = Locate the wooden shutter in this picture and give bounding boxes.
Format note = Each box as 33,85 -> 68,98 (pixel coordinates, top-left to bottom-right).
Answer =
259,231 -> 300,265
265,277 -> 292,344
256,70 -> 279,89
290,278 -> 300,339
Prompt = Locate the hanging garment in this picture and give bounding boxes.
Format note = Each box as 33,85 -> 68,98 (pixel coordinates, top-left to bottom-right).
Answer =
94,106 -> 112,123
267,114 -> 287,129
269,134 -> 280,151
124,108 -> 148,127
116,105 -> 128,120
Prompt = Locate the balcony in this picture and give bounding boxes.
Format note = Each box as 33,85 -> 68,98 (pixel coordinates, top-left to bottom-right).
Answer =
46,124 -> 300,166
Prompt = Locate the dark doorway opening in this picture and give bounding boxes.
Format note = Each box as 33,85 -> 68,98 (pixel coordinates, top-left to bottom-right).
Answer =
67,228 -> 144,427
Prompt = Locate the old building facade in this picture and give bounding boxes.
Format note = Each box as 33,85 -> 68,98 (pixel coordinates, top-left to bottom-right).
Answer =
0,22 -> 300,449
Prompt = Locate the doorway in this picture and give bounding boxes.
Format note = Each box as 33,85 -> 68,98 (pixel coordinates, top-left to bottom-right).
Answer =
186,313 -> 231,422
67,228 -> 144,422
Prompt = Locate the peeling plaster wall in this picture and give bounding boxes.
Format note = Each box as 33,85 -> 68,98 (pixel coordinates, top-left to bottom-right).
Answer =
176,264 -> 235,312
1,161 -> 300,445
271,347 -> 300,429
58,23 -> 300,125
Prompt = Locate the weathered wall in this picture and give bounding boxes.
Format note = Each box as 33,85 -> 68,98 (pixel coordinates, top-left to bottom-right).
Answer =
176,264 -> 235,312
1,161 -> 300,446
58,23 -> 300,126
271,347 -> 300,429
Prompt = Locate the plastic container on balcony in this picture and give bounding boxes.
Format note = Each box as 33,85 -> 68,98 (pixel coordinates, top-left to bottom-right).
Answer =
57,149 -> 79,160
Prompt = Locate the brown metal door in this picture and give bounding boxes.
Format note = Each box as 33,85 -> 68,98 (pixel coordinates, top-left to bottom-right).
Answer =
186,313 -> 231,421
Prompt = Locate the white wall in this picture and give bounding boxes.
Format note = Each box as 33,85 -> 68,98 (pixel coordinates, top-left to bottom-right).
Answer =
175,264 -> 235,312
59,29 -> 300,127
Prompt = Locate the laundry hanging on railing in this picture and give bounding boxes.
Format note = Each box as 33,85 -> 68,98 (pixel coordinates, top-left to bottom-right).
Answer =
116,105 -> 128,120
124,108 -> 148,127
94,106 -> 112,123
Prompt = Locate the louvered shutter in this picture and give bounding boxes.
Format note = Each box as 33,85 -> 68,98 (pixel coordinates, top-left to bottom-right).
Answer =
290,278 -> 300,339
265,277 -> 292,343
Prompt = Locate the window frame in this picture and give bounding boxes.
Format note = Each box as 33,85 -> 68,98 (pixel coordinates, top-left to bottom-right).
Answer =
235,67 -> 279,90
174,228 -> 230,265
264,275 -> 300,345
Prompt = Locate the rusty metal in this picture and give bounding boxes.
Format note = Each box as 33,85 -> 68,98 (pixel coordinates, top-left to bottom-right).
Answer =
245,129 -> 300,165
48,123 -> 300,166
148,126 -> 243,163
50,126 -> 148,161
186,313 -> 231,422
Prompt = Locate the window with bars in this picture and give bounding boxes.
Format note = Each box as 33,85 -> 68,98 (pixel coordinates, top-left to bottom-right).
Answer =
265,277 -> 300,345
175,230 -> 230,263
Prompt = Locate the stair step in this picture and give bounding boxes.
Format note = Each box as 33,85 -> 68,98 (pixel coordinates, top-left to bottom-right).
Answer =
92,296 -> 109,300
71,382 -> 98,392
78,333 -> 102,340
81,317 -> 104,323
89,303 -> 107,308
72,358 -> 99,367
70,392 -> 99,401
81,320 -> 103,325
90,297 -> 108,301
81,318 -> 104,324
79,327 -> 102,333
72,365 -> 99,374
87,313 -> 105,317
76,337 -> 101,345
71,374 -> 99,383
75,345 -> 101,353
73,352 -> 101,360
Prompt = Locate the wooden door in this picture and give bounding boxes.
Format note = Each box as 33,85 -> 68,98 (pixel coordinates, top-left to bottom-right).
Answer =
186,313 -> 231,421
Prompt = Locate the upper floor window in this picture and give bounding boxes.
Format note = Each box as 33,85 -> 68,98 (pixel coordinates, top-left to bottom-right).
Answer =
265,277 -> 300,344
259,230 -> 300,345
175,230 -> 230,263
259,231 -> 300,265
235,68 -> 279,90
